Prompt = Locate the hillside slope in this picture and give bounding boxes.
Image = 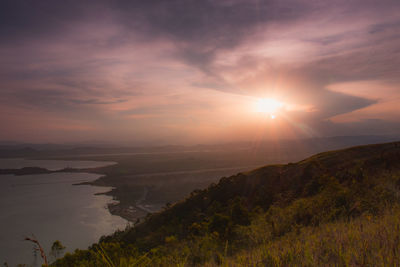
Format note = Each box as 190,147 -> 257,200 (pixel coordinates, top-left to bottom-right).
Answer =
54,141 -> 400,266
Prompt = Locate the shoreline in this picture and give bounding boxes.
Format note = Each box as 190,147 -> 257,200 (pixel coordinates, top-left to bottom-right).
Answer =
0,163 -> 258,223
0,165 -> 142,222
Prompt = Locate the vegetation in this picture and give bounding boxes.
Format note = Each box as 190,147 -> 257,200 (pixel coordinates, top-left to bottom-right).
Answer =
53,141 -> 400,266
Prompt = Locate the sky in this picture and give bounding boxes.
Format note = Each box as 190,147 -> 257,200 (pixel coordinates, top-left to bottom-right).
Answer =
0,0 -> 399,145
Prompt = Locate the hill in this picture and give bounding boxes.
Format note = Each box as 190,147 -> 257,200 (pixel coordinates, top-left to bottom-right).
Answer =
54,141 -> 400,266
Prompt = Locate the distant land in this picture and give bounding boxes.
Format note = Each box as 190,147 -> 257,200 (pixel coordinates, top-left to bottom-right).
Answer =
1,135 -> 399,159
0,166 -> 85,176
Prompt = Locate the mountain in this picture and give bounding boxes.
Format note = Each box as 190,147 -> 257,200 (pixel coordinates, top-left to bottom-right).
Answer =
54,141 -> 400,266
1,135 -> 399,159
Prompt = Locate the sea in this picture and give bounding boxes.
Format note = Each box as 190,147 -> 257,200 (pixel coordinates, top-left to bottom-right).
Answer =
0,158 -> 127,266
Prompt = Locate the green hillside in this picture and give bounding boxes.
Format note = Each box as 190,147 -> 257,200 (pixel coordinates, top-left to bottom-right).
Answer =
54,141 -> 400,266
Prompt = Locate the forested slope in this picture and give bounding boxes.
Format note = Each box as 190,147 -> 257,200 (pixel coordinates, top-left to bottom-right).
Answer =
54,141 -> 400,266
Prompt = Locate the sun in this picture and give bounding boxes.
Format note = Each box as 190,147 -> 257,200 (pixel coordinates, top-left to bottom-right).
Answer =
256,98 -> 283,119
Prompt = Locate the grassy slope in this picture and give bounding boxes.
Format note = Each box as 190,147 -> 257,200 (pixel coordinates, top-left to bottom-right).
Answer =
223,207 -> 400,266
54,141 -> 400,266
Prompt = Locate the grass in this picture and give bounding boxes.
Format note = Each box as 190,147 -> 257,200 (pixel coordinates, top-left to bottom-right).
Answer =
66,206 -> 400,266
220,206 -> 400,266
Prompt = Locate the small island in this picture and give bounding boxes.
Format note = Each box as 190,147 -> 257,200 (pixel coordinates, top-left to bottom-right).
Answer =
0,166 -> 84,176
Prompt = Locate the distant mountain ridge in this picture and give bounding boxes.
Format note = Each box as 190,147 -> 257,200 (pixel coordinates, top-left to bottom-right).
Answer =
1,135 -> 399,159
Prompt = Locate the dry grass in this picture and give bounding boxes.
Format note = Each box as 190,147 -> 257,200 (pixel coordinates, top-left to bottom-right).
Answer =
218,207 -> 400,267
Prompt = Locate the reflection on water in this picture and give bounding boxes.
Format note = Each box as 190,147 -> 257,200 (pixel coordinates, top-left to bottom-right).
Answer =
0,159 -> 127,267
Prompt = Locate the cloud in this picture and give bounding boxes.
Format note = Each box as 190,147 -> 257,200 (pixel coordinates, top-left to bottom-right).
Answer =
69,98 -> 127,105
0,0 -> 399,143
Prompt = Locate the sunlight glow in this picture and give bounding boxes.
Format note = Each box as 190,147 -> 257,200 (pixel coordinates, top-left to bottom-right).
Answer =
256,98 -> 283,118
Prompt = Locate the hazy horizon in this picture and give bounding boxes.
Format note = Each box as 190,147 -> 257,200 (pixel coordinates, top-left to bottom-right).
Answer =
0,134 -> 399,148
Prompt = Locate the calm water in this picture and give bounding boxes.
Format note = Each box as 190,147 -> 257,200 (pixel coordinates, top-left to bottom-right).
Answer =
0,159 -> 127,266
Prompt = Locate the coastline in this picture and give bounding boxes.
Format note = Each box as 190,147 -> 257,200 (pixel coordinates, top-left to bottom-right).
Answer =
0,165 -> 150,222
0,159 -> 259,223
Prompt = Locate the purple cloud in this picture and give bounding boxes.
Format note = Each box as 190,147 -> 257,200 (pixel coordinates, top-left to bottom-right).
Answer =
0,0 -> 399,143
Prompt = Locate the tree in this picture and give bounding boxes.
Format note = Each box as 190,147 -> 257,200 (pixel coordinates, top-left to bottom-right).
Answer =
24,235 -> 48,266
50,240 -> 66,261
